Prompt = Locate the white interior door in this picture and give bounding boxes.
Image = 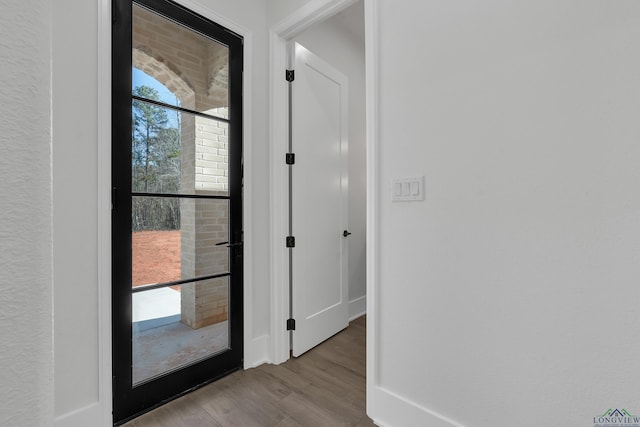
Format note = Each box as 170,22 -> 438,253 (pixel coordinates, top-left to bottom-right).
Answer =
291,42 -> 349,357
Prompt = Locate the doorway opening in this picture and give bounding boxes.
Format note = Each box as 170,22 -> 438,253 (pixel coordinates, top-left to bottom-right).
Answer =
112,0 -> 244,423
270,0 -> 368,363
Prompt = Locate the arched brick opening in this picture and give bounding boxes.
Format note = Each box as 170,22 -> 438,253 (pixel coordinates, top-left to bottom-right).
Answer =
132,4 -> 229,111
133,47 -> 196,108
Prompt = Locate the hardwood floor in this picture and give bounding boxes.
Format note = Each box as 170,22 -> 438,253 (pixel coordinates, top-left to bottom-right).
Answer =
124,316 -> 374,426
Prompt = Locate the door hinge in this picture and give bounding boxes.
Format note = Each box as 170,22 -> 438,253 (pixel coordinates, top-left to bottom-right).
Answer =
286,153 -> 295,165
286,69 -> 295,82
287,318 -> 296,331
286,236 -> 296,248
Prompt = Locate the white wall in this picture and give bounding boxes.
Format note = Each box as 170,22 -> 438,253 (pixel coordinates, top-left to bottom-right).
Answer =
268,0 -> 309,26
0,1 -> 54,426
53,0 -> 100,418
294,1 -> 367,319
52,0 -> 270,424
374,1 -> 640,426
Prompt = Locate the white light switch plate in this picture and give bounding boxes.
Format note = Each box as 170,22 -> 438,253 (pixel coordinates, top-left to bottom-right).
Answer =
392,177 -> 424,201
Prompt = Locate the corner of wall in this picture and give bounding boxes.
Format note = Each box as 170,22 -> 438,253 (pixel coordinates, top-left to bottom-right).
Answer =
349,296 -> 366,321
245,334 -> 271,368
370,386 -> 464,427
54,403 -> 102,427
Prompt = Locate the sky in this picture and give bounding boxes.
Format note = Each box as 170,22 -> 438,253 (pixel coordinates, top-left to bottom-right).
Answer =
132,67 -> 180,107
132,67 -> 181,127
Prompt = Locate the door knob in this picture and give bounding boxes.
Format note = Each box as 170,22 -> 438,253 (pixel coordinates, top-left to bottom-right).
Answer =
343,230 -> 352,237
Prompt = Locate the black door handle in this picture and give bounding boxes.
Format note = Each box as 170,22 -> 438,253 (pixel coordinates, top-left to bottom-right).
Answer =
343,230 -> 352,237
215,241 -> 243,248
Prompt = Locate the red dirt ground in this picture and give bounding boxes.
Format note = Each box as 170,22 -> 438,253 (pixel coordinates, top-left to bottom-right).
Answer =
132,230 -> 181,287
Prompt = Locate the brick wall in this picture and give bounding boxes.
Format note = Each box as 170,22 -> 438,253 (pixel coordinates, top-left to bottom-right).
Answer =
195,108 -> 229,193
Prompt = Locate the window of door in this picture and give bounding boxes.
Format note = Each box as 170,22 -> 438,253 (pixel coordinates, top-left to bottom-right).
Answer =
112,0 -> 243,423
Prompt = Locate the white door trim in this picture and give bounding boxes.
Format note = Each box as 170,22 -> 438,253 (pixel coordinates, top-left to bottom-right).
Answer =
97,2 -> 112,426
363,0 -> 380,418
97,1 -> 255,425
268,11 -> 379,421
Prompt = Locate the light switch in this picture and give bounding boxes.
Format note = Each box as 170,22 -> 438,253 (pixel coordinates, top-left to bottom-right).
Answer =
392,176 -> 424,202
394,182 -> 402,197
410,181 -> 419,196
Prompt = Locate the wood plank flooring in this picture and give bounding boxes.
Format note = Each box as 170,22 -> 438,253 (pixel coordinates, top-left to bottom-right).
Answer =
124,316 -> 374,426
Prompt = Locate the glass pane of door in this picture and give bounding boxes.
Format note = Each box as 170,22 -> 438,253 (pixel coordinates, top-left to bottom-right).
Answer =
132,277 -> 230,385
129,2 -> 235,386
130,102 -> 231,197
131,197 -> 230,285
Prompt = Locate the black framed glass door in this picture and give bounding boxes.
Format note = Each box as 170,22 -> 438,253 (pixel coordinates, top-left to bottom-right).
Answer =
112,0 -> 243,423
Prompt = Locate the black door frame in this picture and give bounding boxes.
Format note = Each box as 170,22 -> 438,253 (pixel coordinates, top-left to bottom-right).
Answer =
111,0 -> 243,423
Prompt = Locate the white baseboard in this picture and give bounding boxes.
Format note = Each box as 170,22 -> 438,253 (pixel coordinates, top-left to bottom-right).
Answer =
370,386 -> 464,427
245,334 -> 270,368
349,295 -> 366,321
54,402 -> 103,427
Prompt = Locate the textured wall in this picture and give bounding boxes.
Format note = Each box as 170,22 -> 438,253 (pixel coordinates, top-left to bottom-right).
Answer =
0,0 -> 53,426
